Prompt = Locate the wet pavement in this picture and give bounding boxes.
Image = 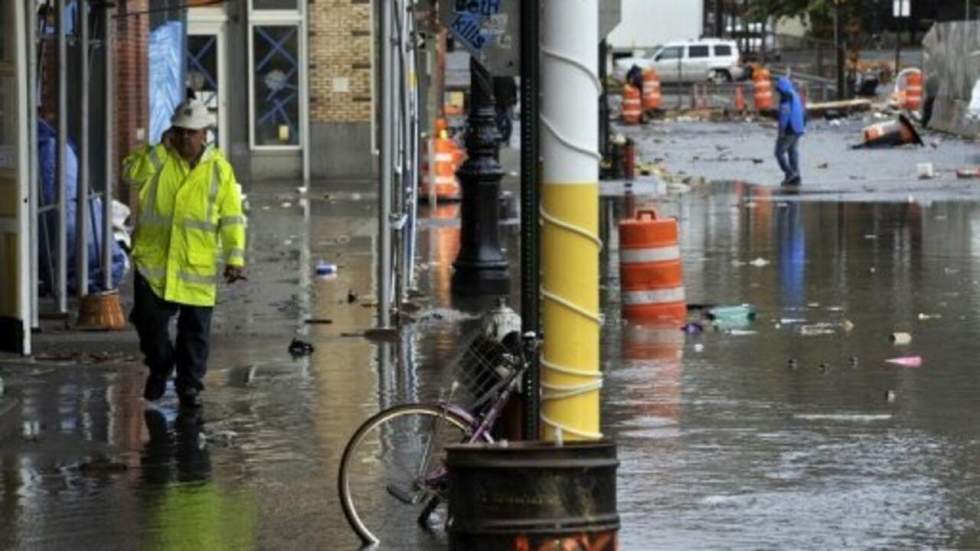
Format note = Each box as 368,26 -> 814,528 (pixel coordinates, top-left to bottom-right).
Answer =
3,123 -> 980,548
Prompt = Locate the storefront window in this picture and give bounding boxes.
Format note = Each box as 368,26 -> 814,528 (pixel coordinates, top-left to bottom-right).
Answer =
252,25 -> 299,147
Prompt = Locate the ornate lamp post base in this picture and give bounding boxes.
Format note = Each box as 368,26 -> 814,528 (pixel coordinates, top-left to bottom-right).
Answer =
451,58 -> 510,296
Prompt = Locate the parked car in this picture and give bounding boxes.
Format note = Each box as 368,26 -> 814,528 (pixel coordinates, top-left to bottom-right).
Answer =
613,39 -> 744,84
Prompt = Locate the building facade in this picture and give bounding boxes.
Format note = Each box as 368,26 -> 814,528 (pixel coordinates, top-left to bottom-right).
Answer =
181,0 -> 376,183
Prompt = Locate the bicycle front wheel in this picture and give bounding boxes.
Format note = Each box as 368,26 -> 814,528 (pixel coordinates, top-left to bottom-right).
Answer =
337,404 -> 490,546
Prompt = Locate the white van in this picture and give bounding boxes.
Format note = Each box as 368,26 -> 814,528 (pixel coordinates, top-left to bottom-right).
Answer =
613,39 -> 744,84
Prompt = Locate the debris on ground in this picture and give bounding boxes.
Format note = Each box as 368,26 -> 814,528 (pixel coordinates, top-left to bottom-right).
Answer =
917,162 -> 935,179
681,322 -> 704,334
798,324 -> 837,336
885,356 -> 922,368
956,167 -> 980,179
315,261 -> 337,278
707,304 -> 757,322
889,332 -> 912,344
917,313 -> 942,320
288,338 -> 315,357
303,318 -> 333,325
852,114 -> 924,149
806,98 -> 873,119
886,390 -> 897,402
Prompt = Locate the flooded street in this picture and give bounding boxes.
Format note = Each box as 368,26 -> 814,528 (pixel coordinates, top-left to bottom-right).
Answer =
3,173 -> 980,549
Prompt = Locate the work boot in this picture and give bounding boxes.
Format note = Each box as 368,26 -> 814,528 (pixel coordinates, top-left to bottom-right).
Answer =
177,387 -> 203,409
787,175 -> 802,186
143,374 -> 167,401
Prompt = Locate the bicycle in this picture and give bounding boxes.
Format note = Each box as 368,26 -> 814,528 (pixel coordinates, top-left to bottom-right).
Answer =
337,330 -> 537,546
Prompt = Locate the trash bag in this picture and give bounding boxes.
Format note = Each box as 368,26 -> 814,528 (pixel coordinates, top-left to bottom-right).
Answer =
37,119 -> 129,295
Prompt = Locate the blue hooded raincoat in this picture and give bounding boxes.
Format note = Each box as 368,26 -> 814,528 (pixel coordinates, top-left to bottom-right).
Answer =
777,77 -> 806,135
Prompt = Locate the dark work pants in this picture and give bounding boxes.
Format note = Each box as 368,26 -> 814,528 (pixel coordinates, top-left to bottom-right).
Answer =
775,133 -> 801,179
130,271 -> 213,394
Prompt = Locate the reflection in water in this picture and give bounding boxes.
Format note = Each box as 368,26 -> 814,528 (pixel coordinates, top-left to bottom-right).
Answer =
6,187 -> 980,549
777,202 -> 805,307
142,408 -> 211,484
606,184 -> 980,549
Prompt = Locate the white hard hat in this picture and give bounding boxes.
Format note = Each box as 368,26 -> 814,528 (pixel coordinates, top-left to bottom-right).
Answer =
170,99 -> 213,130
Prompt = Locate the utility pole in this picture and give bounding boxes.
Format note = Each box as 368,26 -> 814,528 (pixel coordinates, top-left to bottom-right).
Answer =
894,0 -> 909,74
714,0 -> 724,36
377,0 -> 393,329
834,0 -> 846,100
521,0 -> 541,440
540,0 -> 603,442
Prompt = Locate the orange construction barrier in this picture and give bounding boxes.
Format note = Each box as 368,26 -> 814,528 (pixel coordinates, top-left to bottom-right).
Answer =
420,132 -> 461,201
622,84 -> 642,124
753,68 -> 774,112
857,114 -> 924,148
641,69 -> 662,111
903,70 -> 923,111
733,84 -> 746,112
619,210 -> 686,324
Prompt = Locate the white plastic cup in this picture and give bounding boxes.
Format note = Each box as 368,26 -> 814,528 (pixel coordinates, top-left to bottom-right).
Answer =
916,162 -> 934,179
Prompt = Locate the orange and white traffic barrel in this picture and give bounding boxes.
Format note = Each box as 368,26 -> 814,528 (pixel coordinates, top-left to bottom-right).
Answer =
753,68 -> 774,112
622,84 -> 642,125
903,69 -> 923,112
619,210 -> 686,325
642,69 -> 662,112
420,131 -> 461,201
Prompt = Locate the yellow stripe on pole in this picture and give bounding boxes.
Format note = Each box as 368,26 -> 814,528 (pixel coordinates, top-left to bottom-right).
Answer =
541,182 -> 601,442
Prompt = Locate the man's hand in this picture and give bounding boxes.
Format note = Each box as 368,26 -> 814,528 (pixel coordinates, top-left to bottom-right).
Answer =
162,128 -> 176,151
224,265 -> 246,284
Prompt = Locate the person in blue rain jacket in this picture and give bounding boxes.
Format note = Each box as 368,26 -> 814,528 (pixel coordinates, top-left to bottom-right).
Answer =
775,76 -> 806,186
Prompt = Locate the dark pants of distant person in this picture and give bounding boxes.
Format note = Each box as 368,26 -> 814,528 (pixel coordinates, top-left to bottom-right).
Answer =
130,271 -> 213,395
775,133 -> 801,182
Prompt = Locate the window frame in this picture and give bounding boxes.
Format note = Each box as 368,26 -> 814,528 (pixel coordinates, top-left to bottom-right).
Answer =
656,46 -> 683,62
688,45 -> 710,59
247,3 -> 307,152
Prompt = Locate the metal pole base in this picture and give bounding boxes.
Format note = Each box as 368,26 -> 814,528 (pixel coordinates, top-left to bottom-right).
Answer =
451,58 -> 510,297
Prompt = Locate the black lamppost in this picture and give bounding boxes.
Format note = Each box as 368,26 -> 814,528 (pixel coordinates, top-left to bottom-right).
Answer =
451,58 -> 509,295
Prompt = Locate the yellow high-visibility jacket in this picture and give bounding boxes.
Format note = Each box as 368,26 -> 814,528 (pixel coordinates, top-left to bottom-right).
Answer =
123,143 -> 246,307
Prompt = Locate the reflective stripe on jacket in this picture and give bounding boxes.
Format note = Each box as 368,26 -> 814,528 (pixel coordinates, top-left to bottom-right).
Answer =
123,143 -> 246,307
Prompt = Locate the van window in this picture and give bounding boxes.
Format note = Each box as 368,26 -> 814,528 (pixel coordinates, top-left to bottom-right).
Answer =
714,45 -> 733,57
656,46 -> 683,61
688,45 -> 710,58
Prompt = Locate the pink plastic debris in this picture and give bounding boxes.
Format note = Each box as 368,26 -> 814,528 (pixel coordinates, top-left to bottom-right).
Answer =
885,356 -> 923,368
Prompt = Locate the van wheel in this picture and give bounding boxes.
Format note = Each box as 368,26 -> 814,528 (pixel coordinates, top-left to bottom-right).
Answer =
709,70 -> 732,84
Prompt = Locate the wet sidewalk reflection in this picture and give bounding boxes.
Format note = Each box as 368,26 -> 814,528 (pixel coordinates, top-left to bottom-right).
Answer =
2,182 -> 980,549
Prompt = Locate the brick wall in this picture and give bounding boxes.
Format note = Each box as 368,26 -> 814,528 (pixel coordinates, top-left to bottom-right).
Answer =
113,0 -> 150,205
309,0 -> 373,123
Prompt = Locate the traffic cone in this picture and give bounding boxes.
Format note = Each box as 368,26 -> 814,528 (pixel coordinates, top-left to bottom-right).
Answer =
733,84 -> 746,112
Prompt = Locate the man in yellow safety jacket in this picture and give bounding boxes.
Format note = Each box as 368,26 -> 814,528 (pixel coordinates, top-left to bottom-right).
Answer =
124,99 -> 246,408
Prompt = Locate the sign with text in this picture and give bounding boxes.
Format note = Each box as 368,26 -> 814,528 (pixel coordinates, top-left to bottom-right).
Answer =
440,0 -> 519,75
